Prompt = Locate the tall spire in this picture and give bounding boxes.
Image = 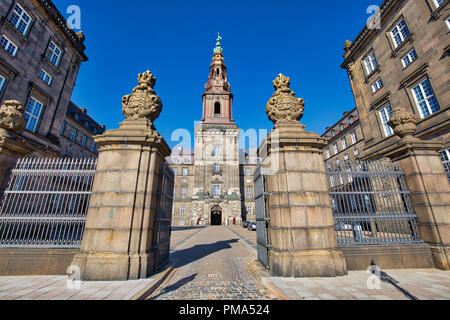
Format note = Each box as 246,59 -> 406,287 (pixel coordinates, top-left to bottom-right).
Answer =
214,33 -> 223,55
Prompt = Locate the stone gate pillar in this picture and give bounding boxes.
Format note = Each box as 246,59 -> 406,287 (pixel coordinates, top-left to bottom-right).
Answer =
0,101 -> 32,194
72,71 -> 171,280
259,74 -> 347,277
384,109 -> 450,270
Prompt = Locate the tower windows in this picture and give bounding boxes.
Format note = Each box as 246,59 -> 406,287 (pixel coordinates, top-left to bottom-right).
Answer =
214,102 -> 221,116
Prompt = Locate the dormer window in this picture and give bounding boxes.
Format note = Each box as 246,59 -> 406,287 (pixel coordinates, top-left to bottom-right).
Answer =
214,102 -> 221,116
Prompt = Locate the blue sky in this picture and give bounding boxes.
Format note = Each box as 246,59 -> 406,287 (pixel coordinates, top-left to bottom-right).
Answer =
53,0 -> 379,149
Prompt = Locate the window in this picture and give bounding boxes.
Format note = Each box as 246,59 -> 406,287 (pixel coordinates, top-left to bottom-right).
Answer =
180,206 -> 186,215
8,4 -> 32,35
350,131 -> 357,144
331,131 -> 336,138
446,16 -> 450,31
354,149 -> 360,156
336,159 -> 340,166
60,121 -> 66,135
247,206 -> 253,215
341,139 -> 347,150
214,102 -> 221,116
325,149 -> 330,159
246,187 -> 252,198
24,97 -> 44,132
46,41 -> 62,67
363,51 -> 378,74
182,178 -> 187,184
69,129 -> 77,141
433,0 -> 445,8
213,185 -> 221,197
182,168 -> 188,176
90,142 -> 96,153
39,70 -> 52,86
81,135 -> 87,148
214,146 -> 221,157
390,18 -> 410,48
0,75 -> 5,92
245,168 -> 251,176
333,143 -> 338,154
214,164 -> 220,173
440,149 -> 449,162
347,169 -> 354,183
339,124 -> 345,131
401,48 -> 418,68
379,104 -> 394,137
66,146 -> 72,154
330,176 -> 335,188
344,154 -> 349,161
0,36 -> 18,56
372,78 -> 383,93
181,188 -> 187,198
412,79 -> 440,118
173,168 -> 177,175
349,117 -> 354,124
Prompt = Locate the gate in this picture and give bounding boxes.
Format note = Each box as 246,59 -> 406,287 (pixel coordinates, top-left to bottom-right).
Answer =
153,163 -> 174,271
254,166 -> 270,269
0,157 -> 96,248
326,159 -> 422,245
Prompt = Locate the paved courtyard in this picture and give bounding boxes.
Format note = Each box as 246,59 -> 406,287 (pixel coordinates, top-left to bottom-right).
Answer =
148,226 -> 274,300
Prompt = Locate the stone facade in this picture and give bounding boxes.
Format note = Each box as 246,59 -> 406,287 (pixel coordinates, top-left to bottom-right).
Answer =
341,0 -> 449,168
0,0 -> 88,156
59,102 -> 105,158
169,37 -> 257,227
322,108 -> 365,166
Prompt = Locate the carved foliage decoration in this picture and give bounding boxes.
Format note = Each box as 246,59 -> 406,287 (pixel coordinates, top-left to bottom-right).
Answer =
265,74 -> 304,125
0,100 -> 26,132
122,70 -> 162,123
387,108 -> 419,138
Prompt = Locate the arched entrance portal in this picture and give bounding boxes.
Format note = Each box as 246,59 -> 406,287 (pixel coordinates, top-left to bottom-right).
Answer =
211,205 -> 222,226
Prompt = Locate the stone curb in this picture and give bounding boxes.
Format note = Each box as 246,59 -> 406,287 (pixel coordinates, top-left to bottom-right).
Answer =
246,259 -> 290,300
130,259 -> 180,300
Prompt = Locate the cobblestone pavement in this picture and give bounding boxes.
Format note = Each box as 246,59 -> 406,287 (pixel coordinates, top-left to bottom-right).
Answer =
0,275 -> 154,300
149,226 -> 274,300
264,268 -> 450,300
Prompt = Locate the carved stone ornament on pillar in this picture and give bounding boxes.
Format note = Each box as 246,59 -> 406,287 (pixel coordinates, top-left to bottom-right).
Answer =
0,100 -> 26,136
265,74 -> 305,127
122,70 -> 162,125
387,108 -> 420,139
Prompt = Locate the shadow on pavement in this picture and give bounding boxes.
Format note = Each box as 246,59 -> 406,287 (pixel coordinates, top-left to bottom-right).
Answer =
172,239 -> 240,269
150,273 -> 198,300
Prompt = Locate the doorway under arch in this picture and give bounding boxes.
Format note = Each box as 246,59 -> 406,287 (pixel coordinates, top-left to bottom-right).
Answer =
211,205 -> 222,226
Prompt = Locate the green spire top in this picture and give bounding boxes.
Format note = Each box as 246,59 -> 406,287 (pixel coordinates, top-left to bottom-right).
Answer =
214,32 -> 223,55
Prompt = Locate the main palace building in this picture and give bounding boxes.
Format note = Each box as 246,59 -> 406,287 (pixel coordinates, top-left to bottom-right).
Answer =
168,36 -> 258,227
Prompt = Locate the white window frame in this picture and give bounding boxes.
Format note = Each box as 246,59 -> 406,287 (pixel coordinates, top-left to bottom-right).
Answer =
214,164 -> 220,172
181,188 -> 187,199
401,48 -> 418,68
246,187 -> 252,198
372,78 -> 383,93
180,206 -> 186,215
354,149 -> 360,156
39,69 -> 52,86
411,78 -> 440,119
390,18 -> 410,48
0,36 -> 18,56
213,185 -> 221,197
433,0 -> 445,9
341,139 -> 347,150
363,51 -> 378,75
350,131 -> 357,144
446,16 -> 450,31
333,143 -> 338,154
344,154 -> 349,161
182,168 -> 188,176
247,205 -> 253,215
214,146 -> 221,157
0,75 -> 5,92
81,135 -> 87,148
70,129 -> 78,141
245,168 -> 251,176
325,149 -> 330,159
24,97 -> 44,132
379,104 -> 394,137
8,4 -> 32,35
46,41 -> 62,67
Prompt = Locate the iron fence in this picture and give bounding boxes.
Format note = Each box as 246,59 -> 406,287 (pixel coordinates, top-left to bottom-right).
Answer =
254,166 -> 270,269
153,163 -> 175,270
0,157 -> 97,248
326,159 -> 422,245
442,159 -> 450,183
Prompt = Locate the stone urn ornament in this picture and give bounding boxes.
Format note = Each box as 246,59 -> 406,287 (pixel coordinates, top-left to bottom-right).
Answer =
0,100 -> 27,137
387,108 -> 420,139
265,74 -> 305,126
122,70 -> 162,126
